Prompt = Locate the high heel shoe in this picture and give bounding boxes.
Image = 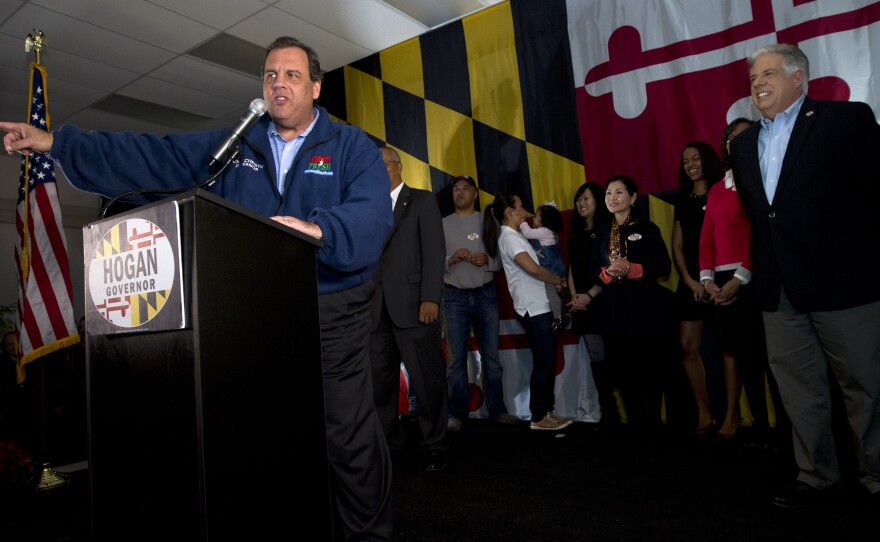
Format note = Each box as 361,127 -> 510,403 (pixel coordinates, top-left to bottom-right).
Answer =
715,417 -> 741,442
693,419 -> 717,438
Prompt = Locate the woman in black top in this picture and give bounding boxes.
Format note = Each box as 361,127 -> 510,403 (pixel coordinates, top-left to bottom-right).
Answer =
566,182 -> 614,424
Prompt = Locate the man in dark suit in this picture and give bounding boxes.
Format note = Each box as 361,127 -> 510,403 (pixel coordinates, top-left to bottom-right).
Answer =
731,43 -> 880,508
370,146 -> 448,472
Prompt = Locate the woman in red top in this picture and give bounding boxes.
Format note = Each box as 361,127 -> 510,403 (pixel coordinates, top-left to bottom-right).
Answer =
699,118 -> 785,444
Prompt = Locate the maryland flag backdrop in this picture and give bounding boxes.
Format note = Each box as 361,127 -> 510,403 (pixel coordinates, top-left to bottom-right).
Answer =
320,0 -> 599,421
321,0 -> 880,422
569,0 -> 880,196
320,0 -> 583,218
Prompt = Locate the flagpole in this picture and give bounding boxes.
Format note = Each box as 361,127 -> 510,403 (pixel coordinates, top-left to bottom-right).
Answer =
34,357 -> 70,491
22,28 -> 70,492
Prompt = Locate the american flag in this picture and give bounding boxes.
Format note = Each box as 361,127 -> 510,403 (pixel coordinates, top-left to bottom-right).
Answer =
14,63 -> 78,376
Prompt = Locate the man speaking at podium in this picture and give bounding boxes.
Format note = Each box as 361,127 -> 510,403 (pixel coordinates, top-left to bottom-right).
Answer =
2,36 -> 394,541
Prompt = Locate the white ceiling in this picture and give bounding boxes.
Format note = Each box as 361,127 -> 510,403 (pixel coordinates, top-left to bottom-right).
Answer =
0,0 -> 503,135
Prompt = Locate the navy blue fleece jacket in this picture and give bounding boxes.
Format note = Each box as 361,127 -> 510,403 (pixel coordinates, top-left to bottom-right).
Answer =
50,106 -> 392,295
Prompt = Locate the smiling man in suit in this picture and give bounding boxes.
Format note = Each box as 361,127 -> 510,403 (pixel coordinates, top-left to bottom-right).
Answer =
370,146 -> 448,472
731,43 -> 880,509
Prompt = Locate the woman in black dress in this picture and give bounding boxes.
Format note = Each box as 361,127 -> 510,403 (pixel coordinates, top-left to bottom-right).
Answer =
671,141 -> 726,436
590,176 -> 672,432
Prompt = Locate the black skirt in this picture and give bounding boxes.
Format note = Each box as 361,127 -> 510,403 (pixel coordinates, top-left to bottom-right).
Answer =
675,278 -> 713,322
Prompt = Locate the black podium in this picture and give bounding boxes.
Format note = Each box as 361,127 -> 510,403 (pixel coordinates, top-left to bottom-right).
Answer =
82,190 -> 331,540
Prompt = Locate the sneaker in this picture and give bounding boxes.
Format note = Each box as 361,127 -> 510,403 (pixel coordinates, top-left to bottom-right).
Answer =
530,411 -> 572,431
446,418 -> 463,432
548,411 -> 573,427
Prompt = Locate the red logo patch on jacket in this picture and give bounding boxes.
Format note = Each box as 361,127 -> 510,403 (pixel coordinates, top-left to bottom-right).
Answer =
305,155 -> 333,176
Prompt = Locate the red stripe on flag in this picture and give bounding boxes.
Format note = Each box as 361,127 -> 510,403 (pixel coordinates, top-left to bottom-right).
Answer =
498,333 -> 530,350
34,183 -> 73,286
584,0 -> 776,85
24,221 -> 67,342
776,2 -> 880,45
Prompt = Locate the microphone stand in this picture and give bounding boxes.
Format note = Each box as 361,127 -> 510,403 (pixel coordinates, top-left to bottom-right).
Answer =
97,144 -> 243,220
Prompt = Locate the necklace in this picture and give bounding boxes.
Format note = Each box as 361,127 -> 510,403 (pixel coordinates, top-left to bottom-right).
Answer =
608,215 -> 632,262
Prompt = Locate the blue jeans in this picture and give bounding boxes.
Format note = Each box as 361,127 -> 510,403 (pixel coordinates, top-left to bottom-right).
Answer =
443,283 -> 507,421
517,311 -> 557,422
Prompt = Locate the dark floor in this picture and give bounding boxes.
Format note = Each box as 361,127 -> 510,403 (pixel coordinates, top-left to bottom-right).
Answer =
391,420 -> 878,542
2,420 -> 877,541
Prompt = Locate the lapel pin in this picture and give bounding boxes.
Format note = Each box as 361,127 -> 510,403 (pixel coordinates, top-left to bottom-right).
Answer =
806,110 -> 815,117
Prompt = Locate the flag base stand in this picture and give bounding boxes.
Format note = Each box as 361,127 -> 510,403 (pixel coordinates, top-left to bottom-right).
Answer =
34,463 -> 71,492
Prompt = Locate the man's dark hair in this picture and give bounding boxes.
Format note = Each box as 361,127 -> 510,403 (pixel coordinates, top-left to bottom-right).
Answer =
721,118 -> 754,170
263,36 -> 324,83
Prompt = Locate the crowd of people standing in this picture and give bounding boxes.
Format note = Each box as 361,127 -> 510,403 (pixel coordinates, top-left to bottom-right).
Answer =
388,41 -> 879,515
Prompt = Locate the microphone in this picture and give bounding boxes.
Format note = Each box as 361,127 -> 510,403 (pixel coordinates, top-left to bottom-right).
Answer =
208,98 -> 267,167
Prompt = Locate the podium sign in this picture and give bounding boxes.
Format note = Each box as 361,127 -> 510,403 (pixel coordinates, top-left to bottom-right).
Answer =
84,190 -> 333,541
84,200 -> 185,333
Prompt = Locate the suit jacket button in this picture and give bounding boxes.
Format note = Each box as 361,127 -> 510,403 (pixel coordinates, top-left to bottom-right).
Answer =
768,212 -> 776,218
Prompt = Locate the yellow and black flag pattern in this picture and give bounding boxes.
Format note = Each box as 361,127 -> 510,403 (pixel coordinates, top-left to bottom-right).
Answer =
319,0 -> 584,216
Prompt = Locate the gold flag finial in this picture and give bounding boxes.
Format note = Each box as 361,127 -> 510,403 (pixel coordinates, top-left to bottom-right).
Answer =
25,29 -> 46,64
